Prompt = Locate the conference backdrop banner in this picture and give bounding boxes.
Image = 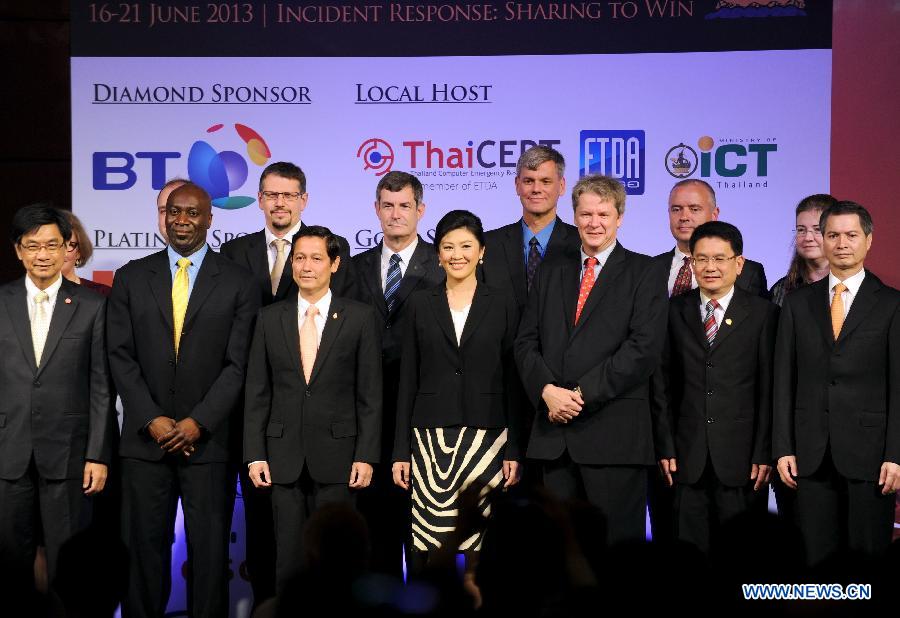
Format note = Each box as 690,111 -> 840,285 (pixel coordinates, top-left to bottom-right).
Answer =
71,2 -> 833,615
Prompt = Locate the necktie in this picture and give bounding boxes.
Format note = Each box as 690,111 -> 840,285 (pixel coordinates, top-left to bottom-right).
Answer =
703,299 -> 720,344
32,290 -> 50,366
671,256 -> 692,297
525,237 -> 542,292
831,282 -> 847,340
384,253 -> 402,313
574,257 -> 599,325
172,257 -> 191,355
270,238 -> 289,297
300,304 -> 319,384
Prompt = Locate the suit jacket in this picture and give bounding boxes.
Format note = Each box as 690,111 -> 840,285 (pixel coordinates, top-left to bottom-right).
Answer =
393,283 -> 523,462
515,243 -> 667,465
220,223 -> 357,307
652,288 -> 778,486
243,295 -> 382,485
479,217 -> 581,314
773,271 -> 900,481
107,248 -> 259,464
650,249 -> 769,299
0,278 -> 114,480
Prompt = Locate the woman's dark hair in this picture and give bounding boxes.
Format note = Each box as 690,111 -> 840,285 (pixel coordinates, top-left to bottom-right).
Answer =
783,193 -> 837,293
433,209 -> 485,251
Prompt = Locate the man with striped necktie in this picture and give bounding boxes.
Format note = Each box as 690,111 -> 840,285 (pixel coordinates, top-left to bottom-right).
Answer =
652,221 -> 778,554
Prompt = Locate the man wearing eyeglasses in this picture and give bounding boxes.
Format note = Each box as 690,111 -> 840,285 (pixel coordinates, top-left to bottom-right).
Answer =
219,161 -> 355,607
0,204 -> 113,596
652,221 -> 777,554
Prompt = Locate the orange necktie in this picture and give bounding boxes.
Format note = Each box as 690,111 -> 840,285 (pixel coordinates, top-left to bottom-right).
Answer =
830,282 -> 847,340
575,257 -> 599,325
300,304 -> 319,383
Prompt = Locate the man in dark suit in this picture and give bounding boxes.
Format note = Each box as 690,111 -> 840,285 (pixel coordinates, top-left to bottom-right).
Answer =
647,178 -> 769,543
352,171 -> 443,576
219,161 -> 356,603
108,183 -> 259,618
775,201 -> 900,566
515,175 -> 667,545
653,221 -> 777,554
0,205 -> 113,589
244,226 -> 381,591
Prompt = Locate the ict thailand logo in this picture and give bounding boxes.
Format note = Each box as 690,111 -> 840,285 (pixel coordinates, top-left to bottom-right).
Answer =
357,138 -> 395,176
665,135 -> 778,190
188,123 -> 272,209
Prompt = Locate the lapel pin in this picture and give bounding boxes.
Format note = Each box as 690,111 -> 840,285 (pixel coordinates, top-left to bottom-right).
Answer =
332,312 -> 338,319
725,318 -> 732,326
64,298 -> 72,304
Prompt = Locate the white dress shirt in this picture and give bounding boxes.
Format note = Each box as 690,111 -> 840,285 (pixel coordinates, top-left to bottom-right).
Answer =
828,268 -> 866,318
25,275 -> 62,323
380,237 -> 419,291
264,220 -> 304,273
667,247 -> 696,296
699,285 -> 736,330
297,289 -> 332,346
580,241 -> 617,281
449,304 -> 471,346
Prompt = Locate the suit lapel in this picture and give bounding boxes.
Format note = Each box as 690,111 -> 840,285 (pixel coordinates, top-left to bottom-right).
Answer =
4,280 -> 38,371
148,251 -> 175,335
459,284 -> 491,349
571,244 -> 626,339
502,224 -> 527,307
545,217 -> 576,260
246,231 -> 274,300
392,238 -> 433,315
679,289 -> 709,351
836,272 -> 881,344
281,298 -> 302,373
362,246 -> 388,318
710,288 -> 750,351
428,287 -> 458,348
35,280 -> 79,376
183,249 -> 219,329
309,297 -> 345,384
807,278 -> 834,348
560,260 -> 579,335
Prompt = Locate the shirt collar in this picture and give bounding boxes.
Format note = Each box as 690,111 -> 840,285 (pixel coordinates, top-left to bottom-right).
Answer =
298,289 -> 332,319
673,246 -> 692,264
265,220 -> 304,248
829,268 -> 866,296
522,218 -> 556,251
24,274 -> 63,303
381,236 -> 419,266
581,241 -> 617,267
699,285 -> 736,313
167,244 -> 209,270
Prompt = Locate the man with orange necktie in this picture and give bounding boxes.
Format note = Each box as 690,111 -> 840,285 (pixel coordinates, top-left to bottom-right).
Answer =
515,175 -> 667,545
244,226 -> 381,592
774,201 -> 900,566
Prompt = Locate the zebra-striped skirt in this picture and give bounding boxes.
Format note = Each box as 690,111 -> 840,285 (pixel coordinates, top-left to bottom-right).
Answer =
410,426 -> 507,553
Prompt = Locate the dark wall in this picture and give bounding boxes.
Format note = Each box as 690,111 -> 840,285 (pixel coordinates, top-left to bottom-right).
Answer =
0,1 -> 71,283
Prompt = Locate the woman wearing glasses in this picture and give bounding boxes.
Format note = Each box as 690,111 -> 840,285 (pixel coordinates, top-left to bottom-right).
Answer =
61,211 -> 112,296
768,194 -> 837,307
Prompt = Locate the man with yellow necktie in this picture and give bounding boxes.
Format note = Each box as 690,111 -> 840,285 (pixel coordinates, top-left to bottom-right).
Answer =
108,183 -> 259,618
774,200 -> 900,567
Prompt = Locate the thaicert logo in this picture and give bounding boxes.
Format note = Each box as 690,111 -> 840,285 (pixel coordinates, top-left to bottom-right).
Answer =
357,138 -> 395,176
579,130 -> 645,195
92,122 -> 272,210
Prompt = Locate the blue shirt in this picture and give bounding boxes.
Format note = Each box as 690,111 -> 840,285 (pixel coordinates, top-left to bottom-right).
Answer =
521,218 -> 556,265
167,244 -> 209,300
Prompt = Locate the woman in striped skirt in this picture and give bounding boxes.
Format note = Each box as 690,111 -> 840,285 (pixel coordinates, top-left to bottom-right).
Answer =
392,210 -> 522,567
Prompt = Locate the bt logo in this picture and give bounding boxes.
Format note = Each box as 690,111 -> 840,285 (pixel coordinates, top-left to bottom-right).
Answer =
92,123 -> 272,210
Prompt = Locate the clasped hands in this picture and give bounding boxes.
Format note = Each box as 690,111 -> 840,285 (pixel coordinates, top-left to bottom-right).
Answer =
542,384 -> 583,424
149,416 -> 201,457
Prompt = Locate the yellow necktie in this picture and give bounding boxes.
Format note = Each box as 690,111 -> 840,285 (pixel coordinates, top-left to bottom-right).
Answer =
173,257 -> 191,355
270,238 -> 289,296
830,282 -> 847,340
300,305 -> 319,384
32,290 -> 50,366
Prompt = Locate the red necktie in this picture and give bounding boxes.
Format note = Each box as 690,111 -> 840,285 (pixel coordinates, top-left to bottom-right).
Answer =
671,256 -> 692,297
703,299 -> 719,344
575,257 -> 599,325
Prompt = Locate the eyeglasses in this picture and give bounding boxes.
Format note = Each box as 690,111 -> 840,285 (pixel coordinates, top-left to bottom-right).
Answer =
19,240 -> 65,254
794,226 -> 822,238
691,256 -> 738,266
66,240 -> 79,253
261,191 -> 302,203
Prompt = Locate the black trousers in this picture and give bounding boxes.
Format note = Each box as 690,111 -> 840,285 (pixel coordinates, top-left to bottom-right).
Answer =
237,466 -> 276,605
0,458 -> 92,585
357,463 -> 409,578
673,457 -> 767,554
120,457 -> 230,618
271,465 -> 355,594
542,451 -> 647,546
647,469 -> 676,543
796,449 -> 895,566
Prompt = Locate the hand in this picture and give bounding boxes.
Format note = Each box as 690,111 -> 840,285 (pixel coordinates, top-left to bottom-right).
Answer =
82,462 -> 108,495
349,462 -> 374,489
658,458 -> 677,487
751,463 -> 773,491
777,455 -> 798,490
502,460 -> 521,488
878,461 -> 900,495
159,418 -> 202,454
392,461 -> 411,490
542,384 -> 583,424
148,416 -> 176,443
249,461 -> 272,488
